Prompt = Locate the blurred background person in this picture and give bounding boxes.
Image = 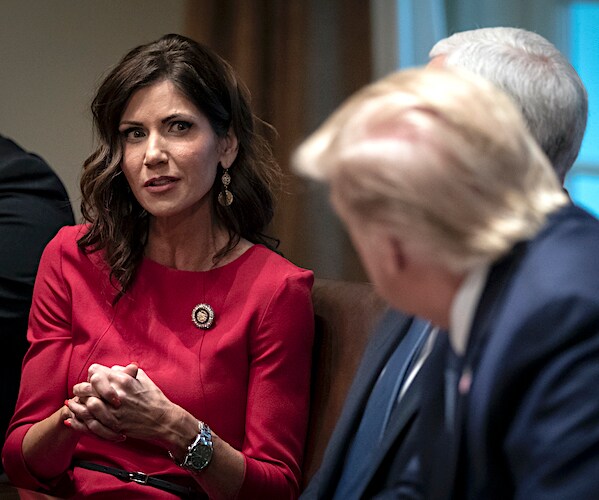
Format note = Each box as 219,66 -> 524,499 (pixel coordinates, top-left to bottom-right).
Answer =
3,34 -> 314,499
429,26 -> 588,184
293,66 -> 599,498
0,134 -> 74,474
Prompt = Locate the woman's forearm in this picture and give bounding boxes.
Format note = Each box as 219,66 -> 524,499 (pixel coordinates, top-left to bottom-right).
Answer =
192,433 -> 245,500
164,406 -> 245,500
22,405 -> 80,480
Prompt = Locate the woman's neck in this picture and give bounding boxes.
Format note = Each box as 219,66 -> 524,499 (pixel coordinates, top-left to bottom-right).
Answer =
145,215 -> 230,272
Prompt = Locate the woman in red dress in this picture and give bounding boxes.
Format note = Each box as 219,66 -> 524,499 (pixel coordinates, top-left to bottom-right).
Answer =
2,34 -> 314,499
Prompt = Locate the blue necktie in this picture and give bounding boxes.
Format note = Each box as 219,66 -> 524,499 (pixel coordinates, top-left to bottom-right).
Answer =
444,345 -> 461,433
332,318 -> 431,500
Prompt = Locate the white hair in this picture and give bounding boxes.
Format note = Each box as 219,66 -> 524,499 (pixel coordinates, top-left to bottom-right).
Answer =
430,27 -> 588,182
293,67 -> 568,273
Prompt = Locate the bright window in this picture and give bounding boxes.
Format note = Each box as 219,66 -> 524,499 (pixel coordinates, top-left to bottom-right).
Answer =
565,1 -> 599,215
384,0 -> 598,213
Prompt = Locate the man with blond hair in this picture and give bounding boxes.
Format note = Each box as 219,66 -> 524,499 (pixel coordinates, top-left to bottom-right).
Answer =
299,27 -> 589,500
295,66 -> 599,498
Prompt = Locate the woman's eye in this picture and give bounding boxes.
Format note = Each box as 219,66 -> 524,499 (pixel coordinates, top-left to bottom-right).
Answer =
121,128 -> 145,141
170,121 -> 192,133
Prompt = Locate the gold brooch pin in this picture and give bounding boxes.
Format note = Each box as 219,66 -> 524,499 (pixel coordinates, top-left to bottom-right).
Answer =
191,303 -> 215,330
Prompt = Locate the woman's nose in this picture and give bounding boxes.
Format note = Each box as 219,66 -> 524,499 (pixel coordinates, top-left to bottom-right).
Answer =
143,134 -> 168,167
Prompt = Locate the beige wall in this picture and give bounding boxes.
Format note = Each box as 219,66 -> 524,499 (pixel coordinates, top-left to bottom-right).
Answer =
0,0 -> 188,219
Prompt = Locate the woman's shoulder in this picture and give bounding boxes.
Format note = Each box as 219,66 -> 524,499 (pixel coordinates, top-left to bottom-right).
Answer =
236,245 -> 314,301
41,224 -> 105,271
44,224 -> 88,252
245,244 -> 313,279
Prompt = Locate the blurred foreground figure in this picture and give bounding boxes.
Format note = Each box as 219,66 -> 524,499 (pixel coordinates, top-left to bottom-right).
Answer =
299,26 -> 589,500
294,66 -> 599,499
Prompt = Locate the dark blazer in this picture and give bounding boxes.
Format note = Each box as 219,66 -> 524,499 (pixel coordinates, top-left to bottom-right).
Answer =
0,135 -> 74,458
420,203 -> 599,499
301,309 -> 425,499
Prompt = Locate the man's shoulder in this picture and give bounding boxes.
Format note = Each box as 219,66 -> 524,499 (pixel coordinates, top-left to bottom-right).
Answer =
367,309 -> 415,347
0,135 -> 45,171
536,203 -> 599,251
0,136 -> 67,192
511,204 -> 599,298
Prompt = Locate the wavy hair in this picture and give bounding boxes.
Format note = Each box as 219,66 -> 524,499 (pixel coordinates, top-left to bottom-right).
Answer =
79,34 -> 280,300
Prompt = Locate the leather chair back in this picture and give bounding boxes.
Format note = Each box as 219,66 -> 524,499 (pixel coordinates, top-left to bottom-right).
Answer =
302,278 -> 387,486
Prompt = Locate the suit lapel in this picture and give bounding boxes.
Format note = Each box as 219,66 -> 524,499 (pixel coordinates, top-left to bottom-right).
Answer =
459,244 -> 526,496
427,245 -> 526,499
317,310 -> 412,497
354,365 -> 423,499
419,334 -> 459,500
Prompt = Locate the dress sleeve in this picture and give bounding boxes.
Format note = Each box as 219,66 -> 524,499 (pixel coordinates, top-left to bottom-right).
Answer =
0,154 -> 73,451
237,269 -> 314,499
2,227 -> 75,489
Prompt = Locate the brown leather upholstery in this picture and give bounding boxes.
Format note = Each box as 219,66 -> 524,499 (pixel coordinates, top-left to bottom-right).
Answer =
302,278 -> 388,487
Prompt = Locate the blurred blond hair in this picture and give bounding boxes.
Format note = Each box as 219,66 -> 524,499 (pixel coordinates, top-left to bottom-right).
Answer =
293,67 -> 568,273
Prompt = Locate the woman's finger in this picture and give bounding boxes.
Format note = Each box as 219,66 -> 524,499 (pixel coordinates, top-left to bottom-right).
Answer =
83,417 -> 126,442
72,382 -> 96,399
84,396 -> 122,431
86,365 -> 122,407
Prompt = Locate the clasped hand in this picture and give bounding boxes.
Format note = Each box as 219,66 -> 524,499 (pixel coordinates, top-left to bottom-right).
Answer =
65,363 -> 173,444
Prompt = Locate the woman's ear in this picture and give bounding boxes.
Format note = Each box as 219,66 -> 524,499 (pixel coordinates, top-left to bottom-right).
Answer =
219,128 -> 239,169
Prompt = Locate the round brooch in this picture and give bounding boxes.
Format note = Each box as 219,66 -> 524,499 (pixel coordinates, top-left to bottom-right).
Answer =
191,303 -> 215,330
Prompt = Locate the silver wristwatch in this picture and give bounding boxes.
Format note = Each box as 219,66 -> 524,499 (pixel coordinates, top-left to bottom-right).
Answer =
171,421 -> 213,472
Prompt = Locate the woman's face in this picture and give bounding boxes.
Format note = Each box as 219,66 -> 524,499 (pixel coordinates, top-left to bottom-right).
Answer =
118,79 -> 238,223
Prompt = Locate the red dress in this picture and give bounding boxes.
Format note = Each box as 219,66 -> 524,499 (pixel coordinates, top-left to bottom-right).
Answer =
2,225 -> 314,499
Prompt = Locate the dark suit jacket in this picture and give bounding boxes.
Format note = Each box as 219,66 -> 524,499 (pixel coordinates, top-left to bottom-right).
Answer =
420,203 -> 599,499
301,310 -> 424,499
0,135 -> 74,459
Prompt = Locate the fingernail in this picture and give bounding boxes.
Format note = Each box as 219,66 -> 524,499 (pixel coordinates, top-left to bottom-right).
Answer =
112,397 -> 121,408
118,434 -> 127,442
64,399 -> 70,407
63,419 -> 72,428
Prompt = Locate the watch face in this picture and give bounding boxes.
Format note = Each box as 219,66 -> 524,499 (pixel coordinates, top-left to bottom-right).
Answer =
188,444 -> 213,470
182,423 -> 213,472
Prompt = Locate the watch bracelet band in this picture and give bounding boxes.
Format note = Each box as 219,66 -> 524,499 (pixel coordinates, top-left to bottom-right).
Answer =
168,420 -> 213,468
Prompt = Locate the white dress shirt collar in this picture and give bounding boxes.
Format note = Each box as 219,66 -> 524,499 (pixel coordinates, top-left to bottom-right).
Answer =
449,263 -> 490,356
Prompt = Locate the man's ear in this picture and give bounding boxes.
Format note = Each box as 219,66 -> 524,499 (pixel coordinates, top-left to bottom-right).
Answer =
219,128 -> 239,168
389,235 -> 408,272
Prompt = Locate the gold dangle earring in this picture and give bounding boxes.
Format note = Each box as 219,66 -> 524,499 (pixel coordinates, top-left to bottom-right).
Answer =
218,165 -> 234,207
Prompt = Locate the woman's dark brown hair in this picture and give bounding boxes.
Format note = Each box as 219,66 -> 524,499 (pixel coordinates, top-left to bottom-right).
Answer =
79,34 -> 280,299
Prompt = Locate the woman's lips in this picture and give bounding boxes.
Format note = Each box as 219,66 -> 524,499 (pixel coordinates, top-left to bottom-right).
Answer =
144,176 -> 178,192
